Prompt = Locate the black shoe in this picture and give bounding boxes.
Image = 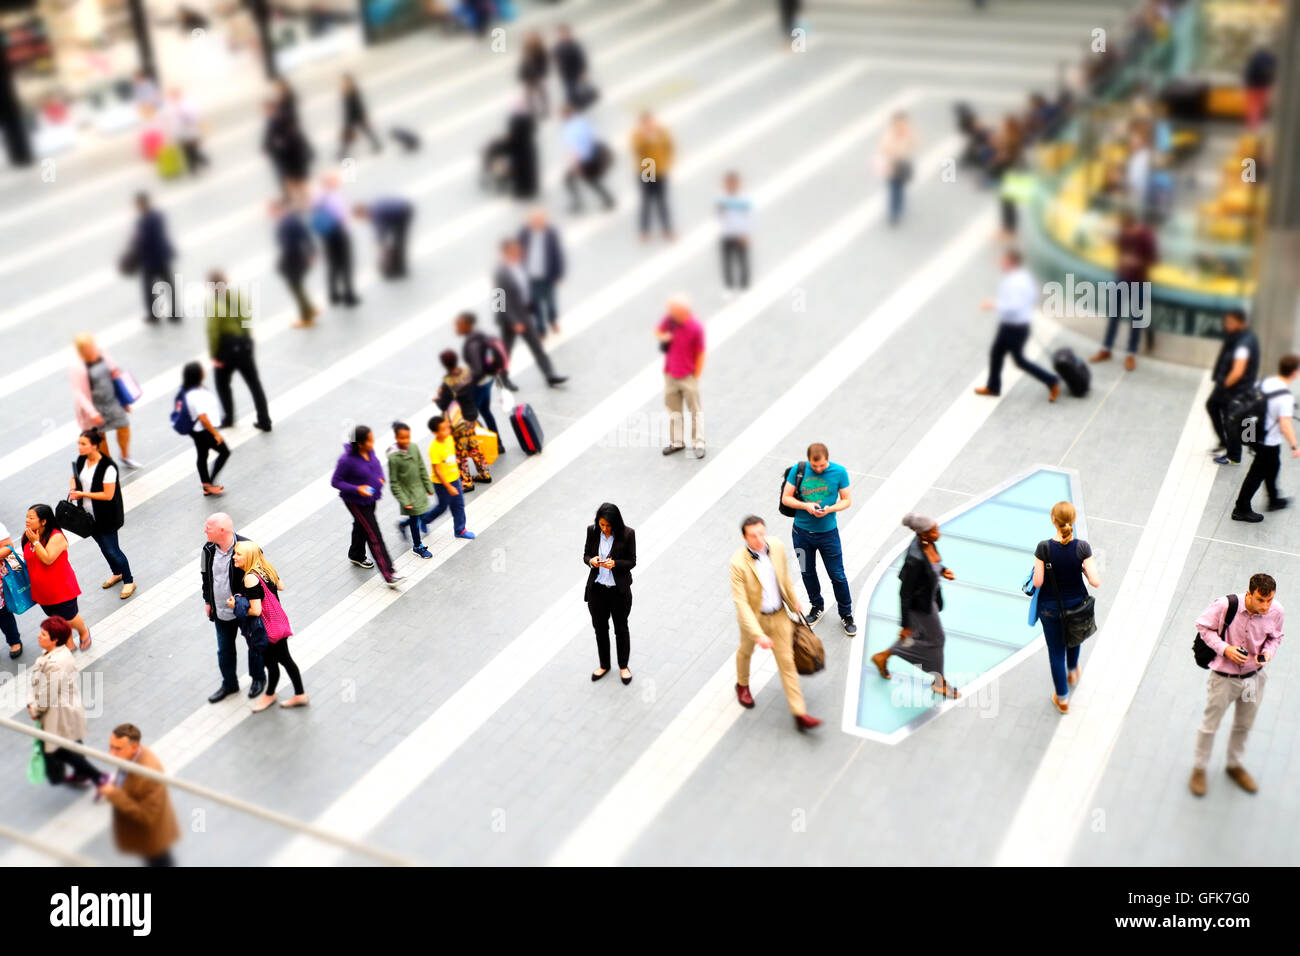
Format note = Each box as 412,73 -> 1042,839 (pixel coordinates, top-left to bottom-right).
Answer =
248,679 -> 266,699
350,556 -> 375,569
620,670 -> 633,685
253,421 -> 273,432
343,296 -> 361,307
208,685 -> 239,704
805,607 -> 825,627
1267,497 -> 1290,512
1232,509 -> 1264,523
547,375 -> 568,387
474,475 -> 492,484
500,376 -> 520,392
841,615 -> 858,638
591,667 -> 610,681
144,314 -> 160,324
662,444 -> 685,456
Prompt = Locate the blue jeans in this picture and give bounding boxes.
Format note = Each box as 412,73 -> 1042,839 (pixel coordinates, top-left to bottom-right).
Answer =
399,511 -> 425,548
93,530 -> 133,584
1038,598 -> 1083,698
215,616 -> 265,691
792,526 -> 852,618
473,381 -> 499,437
887,176 -> 905,223
421,479 -> 467,536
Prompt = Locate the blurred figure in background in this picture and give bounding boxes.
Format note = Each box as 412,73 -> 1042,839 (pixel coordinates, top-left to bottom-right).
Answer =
875,110 -> 916,226
989,114 -> 1025,237
339,73 -> 382,158
129,193 -> 177,323
778,0 -> 801,38
353,197 -> 415,279
1243,44 -> 1277,130
165,86 -> 209,175
206,271 -> 272,432
716,171 -> 752,298
263,94 -> 313,206
519,31 -> 550,119
630,111 -> 675,241
1125,120 -> 1154,222
656,295 -> 706,458
974,248 -> 1060,402
561,103 -> 614,213
553,25 -> 591,109
272,200 -> 319,328
492,237 -> 567,387
456,311 -> 512,439
518,207 -> 565,339
1091,207 -> 1156,371
434,349 -> 493,490
312,174 -> 361,307
482,96 -> 539,199
70,334 -> 138,467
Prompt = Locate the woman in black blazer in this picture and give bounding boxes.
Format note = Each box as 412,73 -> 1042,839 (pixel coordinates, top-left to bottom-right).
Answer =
584,502 -> 636,684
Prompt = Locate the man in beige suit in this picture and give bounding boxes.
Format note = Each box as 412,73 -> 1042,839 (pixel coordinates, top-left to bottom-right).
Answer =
730,515 -> 822,731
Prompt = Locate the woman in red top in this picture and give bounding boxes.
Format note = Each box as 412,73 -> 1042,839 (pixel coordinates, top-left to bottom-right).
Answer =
22,505 -> 90,650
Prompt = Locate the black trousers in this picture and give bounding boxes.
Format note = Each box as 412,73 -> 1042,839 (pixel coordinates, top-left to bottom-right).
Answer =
141,265 -> 175,320
281,267 -> 316,320
323,229 -> 356,302
986,322 -> 1058,394
145,851 -> 175,867
264,638 -> 305,696
497,315 -> 557,380
214,339 -> 271,427
377,211 -> 412,278
639,177 -> 672,235
721,237 -> 749,288
1236,443 -> 1282,511
564,160 -> 614,210
191,430 -> 231,485
588,585 -> 632,670
1207,389 -> 1245,463
345,501 -> 396,582
340,117 -> 381,156
45,745 -> 101,785
180,138 -> 209,173
779,0 -> 800,33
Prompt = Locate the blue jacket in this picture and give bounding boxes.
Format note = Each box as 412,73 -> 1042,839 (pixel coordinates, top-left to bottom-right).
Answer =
134,210 -> 175,269
276,212 -> 314,276
330,442 -> 386,506
517,224 -> 565,282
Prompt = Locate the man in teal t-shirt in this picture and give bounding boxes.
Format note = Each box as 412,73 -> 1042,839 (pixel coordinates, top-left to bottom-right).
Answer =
782,443 -> 854,635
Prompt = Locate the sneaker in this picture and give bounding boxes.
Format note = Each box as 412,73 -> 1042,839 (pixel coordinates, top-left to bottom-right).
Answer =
456,530 -> 476,539
1209,445 -> 1227,456
1124,354 -> 1136,371
121,457 -> 143,470
840,616 -> 858,638
350,557 -> 375,569
1213,456 -> 1240,465
805,607 -> 825,627
1231,509 -> 1264,523
385,575 -> 405,590
413,545 -> 432,558
1189,768 -> 1207,797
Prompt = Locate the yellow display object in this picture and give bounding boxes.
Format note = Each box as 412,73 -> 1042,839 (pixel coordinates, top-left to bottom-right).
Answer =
475,427 -> 499,465
1207,86 -> 1246,118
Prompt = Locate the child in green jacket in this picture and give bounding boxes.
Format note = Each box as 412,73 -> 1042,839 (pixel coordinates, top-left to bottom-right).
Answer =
387,421 -> 436,558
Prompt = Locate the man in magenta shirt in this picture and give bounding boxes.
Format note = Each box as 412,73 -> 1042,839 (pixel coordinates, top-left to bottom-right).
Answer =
1189,572 -> 1284,796
655,295 -> 706,458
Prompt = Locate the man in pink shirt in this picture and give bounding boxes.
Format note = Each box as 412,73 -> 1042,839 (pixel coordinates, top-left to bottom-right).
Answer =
656,295 -> 706,458
1190,572 -> 1284,796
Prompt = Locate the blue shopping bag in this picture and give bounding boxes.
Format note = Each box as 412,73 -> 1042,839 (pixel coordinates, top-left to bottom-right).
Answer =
1,553 -> 35,615
112,368 -> 142,408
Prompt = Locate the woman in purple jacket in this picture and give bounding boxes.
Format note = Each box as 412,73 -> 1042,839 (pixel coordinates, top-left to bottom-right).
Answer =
331,425 -> 403,588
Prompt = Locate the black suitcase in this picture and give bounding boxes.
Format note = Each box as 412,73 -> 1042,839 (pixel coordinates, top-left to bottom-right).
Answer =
390,127 -> 421,152
1053,347 -> 1091,397
510,403 -> 543,454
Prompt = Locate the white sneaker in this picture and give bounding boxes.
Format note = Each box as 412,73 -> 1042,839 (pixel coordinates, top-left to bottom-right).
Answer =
386,575 -> 405,590
122,457 -> 143,469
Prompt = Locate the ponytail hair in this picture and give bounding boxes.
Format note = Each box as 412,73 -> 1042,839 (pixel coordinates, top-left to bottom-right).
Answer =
80,427 -> 104,450
1051,501 -> 1076,544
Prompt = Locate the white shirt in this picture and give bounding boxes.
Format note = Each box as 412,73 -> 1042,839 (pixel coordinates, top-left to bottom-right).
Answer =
751,546 -> 782,614
166,98 -> 200,141
995,267 -> 1039,326
717,195 -> 753,238
525,228 -> 547,279
1260,375 -> 1296,447
77,460 -> 117,510
596,532 -> 615,587
186,387 -> 219,432
561,115 -> 596,162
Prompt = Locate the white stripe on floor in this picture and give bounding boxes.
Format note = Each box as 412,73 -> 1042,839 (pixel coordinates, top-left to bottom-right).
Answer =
0,79 -> 915,867
993,375 -> 1219,866
547,208 -> 997,867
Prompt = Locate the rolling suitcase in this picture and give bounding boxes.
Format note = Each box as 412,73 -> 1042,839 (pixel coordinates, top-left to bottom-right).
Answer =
475,426 -> 500,464
509,403 -> 543,455
157,142 -> 187,179
1052,347 -> 1090,397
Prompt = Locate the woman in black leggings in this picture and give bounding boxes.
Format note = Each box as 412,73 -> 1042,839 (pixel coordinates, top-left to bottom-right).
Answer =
229,541 -> 308,712
181,361 -> 230,496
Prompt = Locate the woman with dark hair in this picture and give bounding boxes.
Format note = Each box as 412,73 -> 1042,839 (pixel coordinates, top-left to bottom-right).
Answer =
338,73 -> 381,158
434,348 -> 492,490
22,507 -> 91,651
330,425 -> 402,588
180,361 -> 228,496
28,617 -> 108,787
69,428 -> 135,600
518,31 -> 550,118
870,513 -> 960,700
583,502 -> 636,684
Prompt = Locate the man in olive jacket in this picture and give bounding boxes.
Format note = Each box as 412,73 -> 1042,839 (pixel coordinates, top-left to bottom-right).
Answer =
388,421 -> 436,558
98,723 -> 180,867
206,271 -> 271,431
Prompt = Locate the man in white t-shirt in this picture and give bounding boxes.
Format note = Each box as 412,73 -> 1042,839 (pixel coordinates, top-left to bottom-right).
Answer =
1233,354 -> 1300,522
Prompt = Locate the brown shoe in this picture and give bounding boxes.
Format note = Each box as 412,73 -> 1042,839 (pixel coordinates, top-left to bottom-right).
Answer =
1048,383 -> 1061,402
735,683 -> 755,709
794,713 -> 822,732
1225,766 -> 1258,793
1089,349 -> 1112,363
1189,768 -> 1207,797
1051,692 -> 1069,714
1067,667 -> 1080,687
1124,354 -> 1136,371
973,386 -> 999,397
870,650 -> 891,680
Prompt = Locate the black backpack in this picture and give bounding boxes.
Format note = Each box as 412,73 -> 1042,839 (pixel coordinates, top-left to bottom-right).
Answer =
778,462 -> 807,517
1193,594 -> 1237,668
1228,383 -> 1290,447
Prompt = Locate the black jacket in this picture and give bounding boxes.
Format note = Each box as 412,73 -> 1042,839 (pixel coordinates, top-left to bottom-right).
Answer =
583,525 -> 636,601
72,455 -> 124,534
276,212 -> 315,277
1212,329 -> 1260,395
201,533 -> 248,622
553,39 -> 587,85
898,537 -> 943,629
133,210 -> 174,269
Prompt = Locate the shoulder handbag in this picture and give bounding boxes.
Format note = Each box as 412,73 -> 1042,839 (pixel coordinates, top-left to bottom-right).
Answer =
785,601 -> 825,676
112,368 -> 142,408
1044,540 -> 1097,648
259,578 -> 293,643
1193,594 -> 1237,669
55,496 -> 96,540
1,552 -> 34,615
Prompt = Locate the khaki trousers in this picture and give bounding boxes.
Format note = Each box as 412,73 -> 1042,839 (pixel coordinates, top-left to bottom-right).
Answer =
1194,670 -> 1267,771
736,611 -> 805,716
664,373 -> 704,447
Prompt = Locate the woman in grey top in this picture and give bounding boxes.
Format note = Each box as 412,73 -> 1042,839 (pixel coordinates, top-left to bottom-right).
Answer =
70,334 -> 139,468
870,513 -> 960,699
